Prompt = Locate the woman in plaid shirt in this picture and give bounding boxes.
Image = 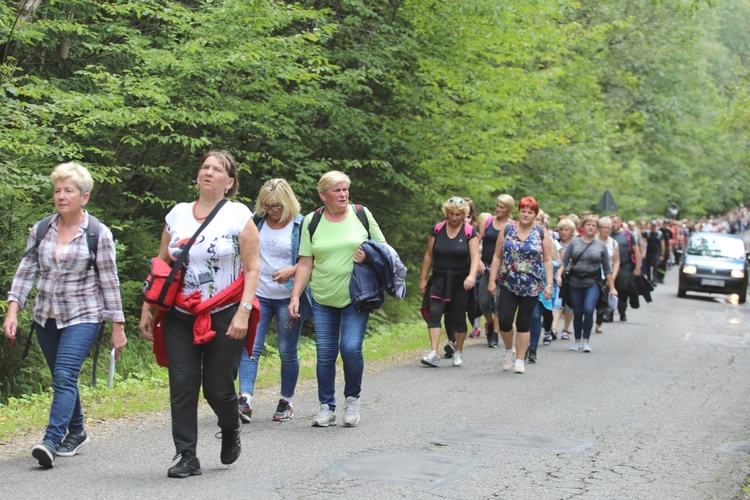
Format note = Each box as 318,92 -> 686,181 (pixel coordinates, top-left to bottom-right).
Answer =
3,162 -> 126,469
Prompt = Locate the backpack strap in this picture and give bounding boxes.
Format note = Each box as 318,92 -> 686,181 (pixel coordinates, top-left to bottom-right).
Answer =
309,205 -> 371,240
432,220 -> 447,235
433,221 -> 473,239
464,222 -> 473,238
22,214 -> 99,272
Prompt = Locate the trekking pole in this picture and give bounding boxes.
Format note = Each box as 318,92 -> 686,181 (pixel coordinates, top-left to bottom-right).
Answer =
90,322 -> 106,387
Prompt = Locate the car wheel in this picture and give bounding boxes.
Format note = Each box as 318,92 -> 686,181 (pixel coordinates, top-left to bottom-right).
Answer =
739,289 -> 747,304
678,281 -> 686,298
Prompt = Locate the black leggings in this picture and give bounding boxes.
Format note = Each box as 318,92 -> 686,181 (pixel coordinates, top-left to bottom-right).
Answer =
496,286 -> 539,333
428,287 -> 469,334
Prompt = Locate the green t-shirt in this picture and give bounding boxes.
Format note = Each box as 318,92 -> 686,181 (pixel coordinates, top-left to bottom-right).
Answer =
299,205 -> 386,308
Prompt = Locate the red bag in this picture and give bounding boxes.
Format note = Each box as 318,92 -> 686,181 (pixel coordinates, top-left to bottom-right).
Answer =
142,258 -> 183,311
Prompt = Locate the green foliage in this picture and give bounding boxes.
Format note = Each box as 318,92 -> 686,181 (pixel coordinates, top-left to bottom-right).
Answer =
1,0 -> 749,401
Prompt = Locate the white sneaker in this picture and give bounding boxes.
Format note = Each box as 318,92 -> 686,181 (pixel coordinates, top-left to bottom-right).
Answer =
513,360 -> 525,374
582,343 -> 592,353
502,350 -> 515,371
570,342 -> 581,351
343,397 -> 360,427
421,350 -> 440,367
452,350 -> 463,367
312,404 -> 337,427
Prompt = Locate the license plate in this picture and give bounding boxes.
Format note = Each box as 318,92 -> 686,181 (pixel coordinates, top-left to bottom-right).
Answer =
701,279 -> 725,287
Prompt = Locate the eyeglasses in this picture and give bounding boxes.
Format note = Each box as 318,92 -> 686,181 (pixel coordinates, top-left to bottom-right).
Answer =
261,204 -> 282,212
448,198 -> 465,204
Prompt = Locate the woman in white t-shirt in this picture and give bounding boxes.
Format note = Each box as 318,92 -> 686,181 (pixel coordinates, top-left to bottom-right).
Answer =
139,150 -> 260,478
237,179 -> 310,425
595,216 -> 620,333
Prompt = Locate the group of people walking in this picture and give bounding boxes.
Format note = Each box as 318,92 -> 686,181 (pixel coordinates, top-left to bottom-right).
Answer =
418,195 -> 656,374
2,153 -> 396,478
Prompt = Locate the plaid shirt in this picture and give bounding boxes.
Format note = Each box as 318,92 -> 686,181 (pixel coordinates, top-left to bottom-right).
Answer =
8,211 -> 125,328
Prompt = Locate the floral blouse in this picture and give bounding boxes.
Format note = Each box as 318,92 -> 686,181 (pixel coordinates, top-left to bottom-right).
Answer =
498,223 -> 544,297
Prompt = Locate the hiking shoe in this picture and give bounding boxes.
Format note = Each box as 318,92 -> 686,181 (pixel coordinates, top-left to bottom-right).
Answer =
502,350 -> 515,371
527,349 -> 537,363
32,442 -> 55,469
513,360 -> 526,374
218,427 -> 241,464
543,333 -> 553,345
620,313 -> 627,322
167,452 -> 202,478
343,397 -> 360,427
238,395 -> 252,424
312,404 -> 337,427
273,399 -> 294,422
470,327 -> 481,338
443,341 -> 455,358
489,333 -> 499,348
452,350 -> 463,367
560,330 -> 571,340
57,429 -> 89,457
582,343 -> 592,353
570,342 -> 581,351
421,350 -> 440,367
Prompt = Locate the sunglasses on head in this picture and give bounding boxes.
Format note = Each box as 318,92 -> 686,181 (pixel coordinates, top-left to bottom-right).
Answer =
448,198 -> 465,204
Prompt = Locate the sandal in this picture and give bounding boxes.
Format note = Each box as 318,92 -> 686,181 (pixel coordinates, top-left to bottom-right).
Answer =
560,330 -> 571,340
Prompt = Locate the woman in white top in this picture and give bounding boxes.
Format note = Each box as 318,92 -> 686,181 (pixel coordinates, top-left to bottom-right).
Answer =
595,216 -> 620,333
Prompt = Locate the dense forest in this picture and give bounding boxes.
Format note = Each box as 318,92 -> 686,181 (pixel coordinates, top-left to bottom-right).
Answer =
1,0 -> 748,398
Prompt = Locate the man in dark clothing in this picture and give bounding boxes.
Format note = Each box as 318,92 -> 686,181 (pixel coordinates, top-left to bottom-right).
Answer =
642,220 -> 665,284
611,215 -> 642,322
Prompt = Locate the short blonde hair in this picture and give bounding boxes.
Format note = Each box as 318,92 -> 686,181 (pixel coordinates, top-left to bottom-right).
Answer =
318,170 -> 351,194
497,194 -> 515,212
598,216 -> 613,228
567,213 -> 580,228
442,197 -> 470,218
582,214 -> 599,227
50,162 -> 94,195
254,178 -> 301,222
557,219 -> 576,232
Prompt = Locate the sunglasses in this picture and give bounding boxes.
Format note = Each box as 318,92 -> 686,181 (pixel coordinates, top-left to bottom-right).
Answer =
261,204 -> 282,212
448,198 -> 465,204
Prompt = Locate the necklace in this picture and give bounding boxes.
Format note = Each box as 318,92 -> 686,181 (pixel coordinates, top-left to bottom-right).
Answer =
192,201 -> 207,221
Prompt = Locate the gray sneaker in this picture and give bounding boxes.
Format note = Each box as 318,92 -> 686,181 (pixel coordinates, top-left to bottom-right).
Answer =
343,397 -> 360,427
452,350 -> 463,367
57,429 -> 89,457
421,350 -> 440,367
312,404 -> 337,427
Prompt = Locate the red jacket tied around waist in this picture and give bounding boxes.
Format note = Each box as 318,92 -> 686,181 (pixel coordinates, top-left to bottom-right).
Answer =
152,273 -> 260,367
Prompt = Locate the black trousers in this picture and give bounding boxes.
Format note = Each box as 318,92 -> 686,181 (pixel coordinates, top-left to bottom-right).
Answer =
163,305 -> 244,455
614,265 -> 634,317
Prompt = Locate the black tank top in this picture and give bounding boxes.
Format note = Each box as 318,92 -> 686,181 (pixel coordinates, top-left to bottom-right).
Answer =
432,223 -> 476,274
481,220 -> 501,264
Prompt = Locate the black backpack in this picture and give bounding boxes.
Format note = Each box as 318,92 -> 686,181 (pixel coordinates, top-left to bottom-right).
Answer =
308,204 -> 371,241
23,214 -> 101,272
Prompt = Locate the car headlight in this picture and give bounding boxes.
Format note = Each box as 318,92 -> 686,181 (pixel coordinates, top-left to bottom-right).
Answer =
682,265 -> 697,275
730,269 -> 745,279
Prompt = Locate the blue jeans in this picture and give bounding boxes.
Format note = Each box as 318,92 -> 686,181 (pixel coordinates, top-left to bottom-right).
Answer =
312,299 -> 370,410
35,319 -> 100,449
238,296 -> 302,399
568,284 -> 600,341
529,301 -> 544,350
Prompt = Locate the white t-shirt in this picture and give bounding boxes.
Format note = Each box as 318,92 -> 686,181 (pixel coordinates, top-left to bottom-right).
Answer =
165,200 -> 251,301
257,221 -> 295,300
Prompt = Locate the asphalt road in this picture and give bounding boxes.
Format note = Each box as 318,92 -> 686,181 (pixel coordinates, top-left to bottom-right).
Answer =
2,266 -> 749,499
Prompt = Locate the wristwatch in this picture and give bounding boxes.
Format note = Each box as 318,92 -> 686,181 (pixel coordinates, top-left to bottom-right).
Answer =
240,302 -> 253,312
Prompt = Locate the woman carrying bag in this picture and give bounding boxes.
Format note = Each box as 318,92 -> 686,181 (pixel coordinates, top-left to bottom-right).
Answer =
139,150 -> 260,478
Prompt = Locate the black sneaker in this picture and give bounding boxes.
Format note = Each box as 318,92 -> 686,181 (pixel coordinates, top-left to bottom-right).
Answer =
272,399 -> 294,422
57,429 -> 89,457
543,333 -> 553,345
620,313 -> 627,322
32,442 -> 55,469
443,341 -> 455,358
218,428 -> 241,465
527,349 -> 537,363
167,452 -> 202,478
238,395 -> 252,424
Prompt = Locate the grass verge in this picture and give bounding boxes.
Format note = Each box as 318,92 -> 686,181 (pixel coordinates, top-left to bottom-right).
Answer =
0,318 -> 426,445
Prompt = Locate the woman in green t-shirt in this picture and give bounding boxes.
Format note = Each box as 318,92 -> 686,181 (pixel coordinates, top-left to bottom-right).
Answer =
288,171 -> 385,428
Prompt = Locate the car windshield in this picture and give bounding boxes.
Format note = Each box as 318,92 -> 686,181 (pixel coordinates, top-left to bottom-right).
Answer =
686,235 -> 745,259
